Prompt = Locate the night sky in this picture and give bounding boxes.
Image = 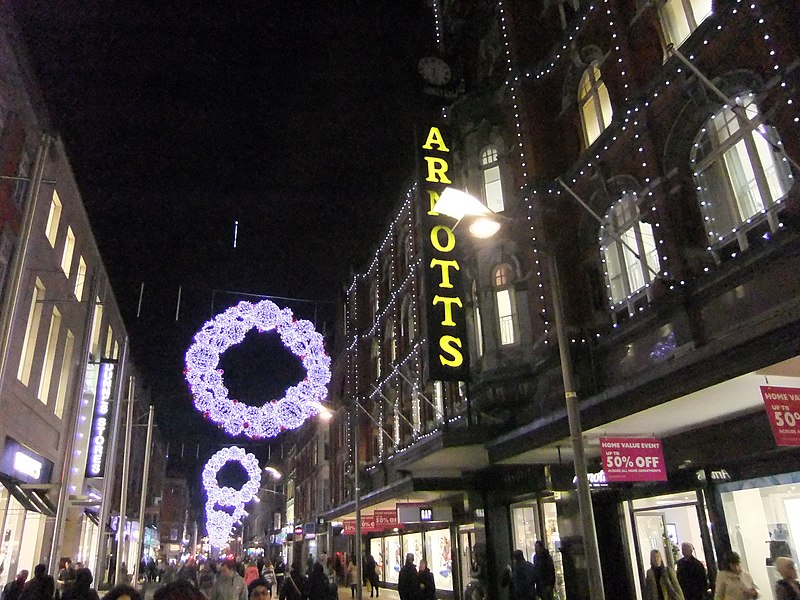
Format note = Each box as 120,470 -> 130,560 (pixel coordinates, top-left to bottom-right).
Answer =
10,1 -> 439,460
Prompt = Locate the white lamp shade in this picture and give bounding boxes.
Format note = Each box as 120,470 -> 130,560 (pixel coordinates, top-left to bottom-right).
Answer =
432,187 -> 493,220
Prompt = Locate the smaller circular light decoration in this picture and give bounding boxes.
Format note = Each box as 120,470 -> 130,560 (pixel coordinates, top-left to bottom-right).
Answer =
202,446 -> 261,548
185,299 -> 331,438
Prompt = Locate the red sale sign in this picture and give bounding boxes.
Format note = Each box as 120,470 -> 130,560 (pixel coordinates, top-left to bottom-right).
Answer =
375,509 -> 400,530
600,437 -> 667,482
761,386 -> 800,446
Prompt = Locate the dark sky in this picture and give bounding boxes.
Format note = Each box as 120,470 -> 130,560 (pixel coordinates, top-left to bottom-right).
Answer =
10,1 -> 439,451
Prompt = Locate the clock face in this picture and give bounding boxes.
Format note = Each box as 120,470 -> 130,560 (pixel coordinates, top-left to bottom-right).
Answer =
417,56 -> 452,86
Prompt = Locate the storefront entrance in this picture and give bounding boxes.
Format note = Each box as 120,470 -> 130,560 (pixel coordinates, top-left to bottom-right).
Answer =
510,497 -> 565,600
623,491 -> 711,599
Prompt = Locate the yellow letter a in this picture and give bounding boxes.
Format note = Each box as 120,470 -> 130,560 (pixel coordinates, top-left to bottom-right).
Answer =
421,127 -> 450,152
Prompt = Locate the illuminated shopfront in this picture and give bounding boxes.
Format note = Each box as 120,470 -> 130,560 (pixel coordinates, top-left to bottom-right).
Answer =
510,498 -> 565,600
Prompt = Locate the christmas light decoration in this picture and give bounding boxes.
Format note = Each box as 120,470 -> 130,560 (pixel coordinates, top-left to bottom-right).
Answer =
185,300 -> 331,438
202,446 -> 261,548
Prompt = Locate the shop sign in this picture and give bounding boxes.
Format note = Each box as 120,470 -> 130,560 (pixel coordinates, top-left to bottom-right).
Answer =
294,526 -> 304,536
86,361 -> 118,478
343,520 -> 355,535
0,438 -> 53,484
375,509 -> 399,530
761,386 -> 800,446
342,514 -> 377,535
420,508 -> 433,521
418,124 -> 470,382
600,437 -> 667,482
397,503 -> 453,523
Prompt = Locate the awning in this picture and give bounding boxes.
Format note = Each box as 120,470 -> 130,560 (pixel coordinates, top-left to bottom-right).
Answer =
83,509 -> 99,525
0,474 -> 57,517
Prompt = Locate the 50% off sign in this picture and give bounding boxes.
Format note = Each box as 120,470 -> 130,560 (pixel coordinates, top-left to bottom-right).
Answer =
761,386 -> 800,446
599,437 -> 667,482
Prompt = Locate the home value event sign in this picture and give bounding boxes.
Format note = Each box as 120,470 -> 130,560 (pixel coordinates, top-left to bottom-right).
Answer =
599,437 -> 667,482
761,386 -> 800,446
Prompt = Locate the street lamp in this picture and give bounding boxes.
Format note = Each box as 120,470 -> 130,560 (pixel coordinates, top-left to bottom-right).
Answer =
433,186 -> 605,600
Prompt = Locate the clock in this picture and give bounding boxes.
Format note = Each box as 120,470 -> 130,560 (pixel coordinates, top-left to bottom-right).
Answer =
417,56 -> 452,86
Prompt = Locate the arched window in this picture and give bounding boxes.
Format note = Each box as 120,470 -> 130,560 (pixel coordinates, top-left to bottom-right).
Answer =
601,190 -> 660,307
578,61 -> 613,148
400,295 -> 414,348
481,145 -> 505,212
472,280 -> 484,357
493,264 -> 517,346
657,0 -> 712,49
691,92 -> 793,248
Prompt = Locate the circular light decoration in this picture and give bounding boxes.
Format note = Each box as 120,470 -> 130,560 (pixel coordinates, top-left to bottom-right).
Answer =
203,446 -> 261,548
185,299 -> 331,438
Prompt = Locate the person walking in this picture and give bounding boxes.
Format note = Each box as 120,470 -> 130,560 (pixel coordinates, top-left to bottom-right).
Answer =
260,562 -> 276,598
278,563 -> 306,600
397,554 -> 418,600
211,560 -> 248,600
714,552 -> 758,600
677,543 -> 708,600
273,558 -> 285,596
57,561 -> 76,600
775,557 -> 800,600
306,563 -> 329,600
3,571 -> 29,600
644,550 -> 684,600
346,555 -> 358,599
243,564 -> 260,588
417,559 -> 436,600
61,569 -> 98,600
510,550 -> 536,600
20,564 -> 55,600
363,554 -> 378,598
532,541 -> 555,600
197,561 -> 216,599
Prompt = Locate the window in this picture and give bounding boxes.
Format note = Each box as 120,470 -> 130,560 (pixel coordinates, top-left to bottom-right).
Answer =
0,227 -> 13,297
493,264 -> 517,346
89,298 -> 103,359
54,331 -> 74,419
18,279 -> 45,385
104,325 -> 113,359
38,307 -> 61,403
691,93 -> 792,249
578,62 -> 613,148
658,0 -> 712,49
472,280 -> 484,357
12,150 -> 30,211
481,146 -> 505,212
601,190 -> 660,306
74,256 -> 87,300
61,226 -> 75,278
45,191 -> 62,247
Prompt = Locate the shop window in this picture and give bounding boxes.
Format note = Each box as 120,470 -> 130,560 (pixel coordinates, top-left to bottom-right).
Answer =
37,307 -> 61,404
61,226 -> 75,278
17,278 -> 45,386
691,93 -> 793,251
511,499 -> 565,599
657,0 -> 712,50
493,264 -> 517,346
480,145 -> 505,212
424,528 -> 454,591
578,61 -> 613,148
45,191 -> 62,247
472,280 -> 484,357
601,190 -> 660,308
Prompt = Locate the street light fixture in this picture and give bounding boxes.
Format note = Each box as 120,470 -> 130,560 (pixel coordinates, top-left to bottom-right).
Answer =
433,187 -> 605,600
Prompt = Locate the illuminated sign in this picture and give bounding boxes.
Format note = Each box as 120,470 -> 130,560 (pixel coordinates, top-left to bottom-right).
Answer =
419,508 -> 433,521
419,125 -> 469,381
0,438 -> 52,485
86,362 -> 117,478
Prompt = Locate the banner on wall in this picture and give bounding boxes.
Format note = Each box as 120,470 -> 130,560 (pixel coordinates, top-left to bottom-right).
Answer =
761,386 -> 800,446
342,514 -> 377,535
599,437 -> 667,482
375,509 -> 400,530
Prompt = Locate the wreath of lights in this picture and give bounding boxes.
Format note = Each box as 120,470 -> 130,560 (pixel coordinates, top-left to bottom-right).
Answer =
185,299 -> 331,438
203,446 -> 261,548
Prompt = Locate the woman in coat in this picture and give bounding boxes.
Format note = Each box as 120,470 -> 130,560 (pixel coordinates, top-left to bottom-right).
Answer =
644,550 -> 684,600
715,553 -> 758,600
775,557 -> 800,600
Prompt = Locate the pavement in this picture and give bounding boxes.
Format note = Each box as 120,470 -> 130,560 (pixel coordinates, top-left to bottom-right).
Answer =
138,582 -> 403,600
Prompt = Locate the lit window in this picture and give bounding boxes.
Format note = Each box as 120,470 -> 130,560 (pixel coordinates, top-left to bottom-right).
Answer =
38,307 -> 61,403
578,62 -> 613,148
89,298 -> 104,359
45,191 -> 62,247
61,227 -> 75,278
12,150 -> 30,211
691,93 -> 792,248
601,191 -> 660,306
658,0 -> 712,49
54,330 -> 75,419
481,146 -> 505,212
104,326 -> 113,359
472,280 -> 484,357
18,278 -> 45,385
74,256 -> 87,300
493,265 -> 517,346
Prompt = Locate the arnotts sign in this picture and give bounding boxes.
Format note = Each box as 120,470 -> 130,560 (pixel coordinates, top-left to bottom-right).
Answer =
419,125 -> 469,381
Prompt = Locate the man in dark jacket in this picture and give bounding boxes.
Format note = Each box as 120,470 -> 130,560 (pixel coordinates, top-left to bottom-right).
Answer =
676,542 -> 708,600
397,554 -> 418,600
417,559 -> 436,600
511,550 -> 537,600
20,564 -> 54,600
532,541 -> 556,600
3,571 -> 28,600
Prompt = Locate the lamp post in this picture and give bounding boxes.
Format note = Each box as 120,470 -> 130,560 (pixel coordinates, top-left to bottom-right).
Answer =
433,187 -> 605,600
